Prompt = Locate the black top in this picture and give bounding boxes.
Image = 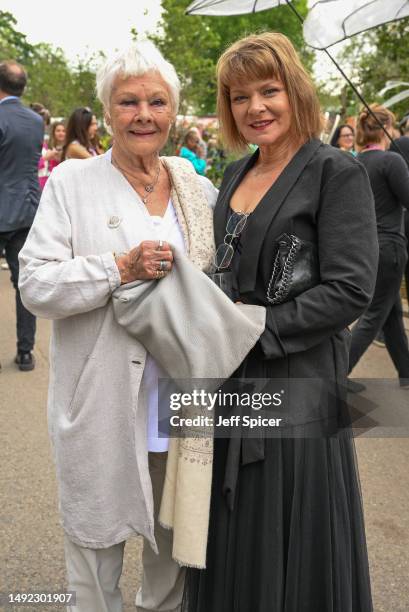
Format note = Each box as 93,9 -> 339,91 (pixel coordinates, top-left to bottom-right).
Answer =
357,149 -> 409,245
391,136 -> 409,168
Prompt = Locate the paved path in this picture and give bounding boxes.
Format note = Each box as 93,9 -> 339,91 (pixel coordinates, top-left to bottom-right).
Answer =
1,268 -> 408,611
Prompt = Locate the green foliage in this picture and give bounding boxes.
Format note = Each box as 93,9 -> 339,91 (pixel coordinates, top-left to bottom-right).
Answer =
148,0 -> 311,115
337,19 -> 409,119
206,150 -> 239,188
0,10 -> 102,119
0,11 -> 35,62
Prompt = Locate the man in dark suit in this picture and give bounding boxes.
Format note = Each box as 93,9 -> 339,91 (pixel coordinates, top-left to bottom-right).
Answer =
0,60 -> 43,371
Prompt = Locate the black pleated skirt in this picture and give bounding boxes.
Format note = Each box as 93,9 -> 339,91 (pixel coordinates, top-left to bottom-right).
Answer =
182,404 -> 373,612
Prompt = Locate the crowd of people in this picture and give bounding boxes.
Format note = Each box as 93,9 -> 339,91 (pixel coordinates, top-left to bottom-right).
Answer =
0,31 -> 409,612
26,105 -> 227,189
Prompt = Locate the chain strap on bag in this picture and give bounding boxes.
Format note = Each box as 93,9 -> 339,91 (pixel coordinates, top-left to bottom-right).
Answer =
266,233 -> 320,305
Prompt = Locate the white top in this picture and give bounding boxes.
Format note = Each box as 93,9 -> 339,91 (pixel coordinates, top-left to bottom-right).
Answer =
144,201 -> 186,452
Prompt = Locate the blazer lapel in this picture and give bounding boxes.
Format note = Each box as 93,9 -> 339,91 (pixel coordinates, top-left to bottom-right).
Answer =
239,139 -> 322,294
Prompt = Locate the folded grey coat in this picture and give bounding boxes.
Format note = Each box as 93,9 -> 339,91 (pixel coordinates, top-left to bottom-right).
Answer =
112,247 -> 266,568
112,247 -> 266,387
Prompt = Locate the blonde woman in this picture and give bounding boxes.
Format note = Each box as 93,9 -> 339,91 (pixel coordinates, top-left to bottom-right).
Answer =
183,33 -> 377,612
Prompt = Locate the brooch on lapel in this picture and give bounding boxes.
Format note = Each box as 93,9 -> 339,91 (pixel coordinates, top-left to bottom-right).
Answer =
107,215 -> 122,229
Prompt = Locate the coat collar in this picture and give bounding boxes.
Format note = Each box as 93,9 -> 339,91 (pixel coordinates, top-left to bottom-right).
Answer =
215,138 -> 323,294
0,96 -> 21,105
161,156 -> 216,271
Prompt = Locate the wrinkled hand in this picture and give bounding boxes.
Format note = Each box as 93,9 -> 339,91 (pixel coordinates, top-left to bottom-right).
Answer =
115,240 -> 174,285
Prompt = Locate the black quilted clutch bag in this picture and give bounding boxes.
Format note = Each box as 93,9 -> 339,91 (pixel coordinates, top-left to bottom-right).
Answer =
266,233 -> 320,304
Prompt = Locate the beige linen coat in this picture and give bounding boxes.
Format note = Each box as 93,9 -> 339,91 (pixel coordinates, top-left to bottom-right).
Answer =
18,153 -> 218,551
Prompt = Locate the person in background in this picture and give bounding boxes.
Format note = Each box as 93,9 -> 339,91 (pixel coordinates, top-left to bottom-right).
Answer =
179,128 -> 206,175
206,134 -> 228,183
378,116 -> 409,340
393,118 -> 409,307
30,102 -> 53,189
0,61 -> 43,372
38,121 -> 66,189
194,125 -> 208,158
330,123 -> 357,155
30,102 -> 51,131
374,116 -> 409,348
62,107 -> 99,160
392,116 -> 409,161
349,105 -> 409,389
90,128 -> 105,156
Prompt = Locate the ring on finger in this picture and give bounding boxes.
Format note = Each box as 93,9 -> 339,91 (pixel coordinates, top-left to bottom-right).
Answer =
159,260 -> 167,271
158,239 -> 164,251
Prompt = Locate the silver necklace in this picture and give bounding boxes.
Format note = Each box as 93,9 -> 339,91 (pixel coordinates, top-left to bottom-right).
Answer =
112,156 -> 161,205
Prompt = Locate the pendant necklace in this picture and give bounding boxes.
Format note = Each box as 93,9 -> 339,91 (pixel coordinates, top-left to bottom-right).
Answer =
112,156 -> 161,205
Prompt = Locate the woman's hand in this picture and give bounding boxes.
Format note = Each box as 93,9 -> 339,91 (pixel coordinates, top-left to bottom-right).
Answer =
115,240 -> 174,285
50,148 -> 62,162
43,148 -> 59,162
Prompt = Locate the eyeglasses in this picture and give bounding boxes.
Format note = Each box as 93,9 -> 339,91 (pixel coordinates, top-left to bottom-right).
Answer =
214,211 -> 248,271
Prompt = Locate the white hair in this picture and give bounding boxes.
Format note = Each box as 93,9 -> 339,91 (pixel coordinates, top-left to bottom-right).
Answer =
96,40 -> 180,113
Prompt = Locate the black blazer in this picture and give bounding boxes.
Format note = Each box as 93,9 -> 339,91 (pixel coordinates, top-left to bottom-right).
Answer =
215,140 -> 378,504
0,98 -> 43,232
216,139 -> 378,359
217,139 -> 378,414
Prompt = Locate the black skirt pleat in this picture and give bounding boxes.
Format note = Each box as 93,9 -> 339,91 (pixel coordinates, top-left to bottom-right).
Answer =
182,431 -> 372,612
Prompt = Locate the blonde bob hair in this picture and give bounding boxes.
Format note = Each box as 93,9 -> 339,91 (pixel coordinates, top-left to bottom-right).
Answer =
216,32 -> 323,151
356,104 -> 395,148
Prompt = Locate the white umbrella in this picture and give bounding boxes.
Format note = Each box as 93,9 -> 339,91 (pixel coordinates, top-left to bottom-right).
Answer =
186,0 -> 288,16
383,89 -> 409,109
186,0 -> 409,158
377,81 -> 409,110
378,81 -> 409,97
304,0 -> 409,50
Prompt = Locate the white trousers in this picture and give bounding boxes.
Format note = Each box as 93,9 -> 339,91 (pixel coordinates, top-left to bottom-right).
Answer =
64,452 -> 185,612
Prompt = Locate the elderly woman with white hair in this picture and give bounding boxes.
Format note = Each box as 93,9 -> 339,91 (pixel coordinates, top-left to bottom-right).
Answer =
17,42 -> 219,612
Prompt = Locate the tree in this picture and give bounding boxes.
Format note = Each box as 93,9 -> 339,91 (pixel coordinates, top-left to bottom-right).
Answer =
23,48 -> 103,118
0,10 -> 102,119
332,19 -> 409,119
148,0 -> 311,115
0,11 -> 35,62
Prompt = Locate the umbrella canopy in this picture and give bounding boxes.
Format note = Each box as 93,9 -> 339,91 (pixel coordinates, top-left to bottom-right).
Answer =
378,81 -> 409,97
304,0 -> 409,50
383,89 -> 409,109
186,0 -> 287,16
